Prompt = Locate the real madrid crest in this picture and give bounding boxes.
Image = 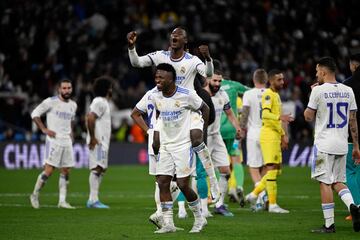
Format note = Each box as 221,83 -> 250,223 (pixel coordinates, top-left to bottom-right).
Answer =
175,100 -> 180,108
180,66 -> 186,74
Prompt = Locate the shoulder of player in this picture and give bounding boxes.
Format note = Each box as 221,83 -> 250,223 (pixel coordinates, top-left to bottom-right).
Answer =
175,86 -> 192,95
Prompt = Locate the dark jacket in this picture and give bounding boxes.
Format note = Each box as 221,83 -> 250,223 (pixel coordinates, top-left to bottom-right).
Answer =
343,67 -> 360,144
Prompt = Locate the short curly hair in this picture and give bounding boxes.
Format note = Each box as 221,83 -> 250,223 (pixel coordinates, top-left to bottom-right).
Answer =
93,76 -> 113,97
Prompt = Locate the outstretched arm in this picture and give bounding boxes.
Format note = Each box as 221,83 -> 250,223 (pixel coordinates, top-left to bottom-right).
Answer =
127,31 -> 153,67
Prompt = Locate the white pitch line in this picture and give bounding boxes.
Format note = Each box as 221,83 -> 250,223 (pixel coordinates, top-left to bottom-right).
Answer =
0,192 -> 153,198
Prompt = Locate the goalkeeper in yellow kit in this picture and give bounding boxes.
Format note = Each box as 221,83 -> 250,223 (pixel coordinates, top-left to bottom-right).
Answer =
245,69 -> 294,213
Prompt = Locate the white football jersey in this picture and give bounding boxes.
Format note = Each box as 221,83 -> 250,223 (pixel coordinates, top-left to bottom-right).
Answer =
151,86 -> 203,152
31,96 -> 77,147
146,50 -> 206,89
307,83 -> 357,155
135,87 -> 157,155
208,89 -> 231,135
242,88 -> 266,140
86,97 -> 111,149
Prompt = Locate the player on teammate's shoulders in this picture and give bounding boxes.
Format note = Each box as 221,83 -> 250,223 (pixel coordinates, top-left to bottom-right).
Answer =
150,63 -> 208,233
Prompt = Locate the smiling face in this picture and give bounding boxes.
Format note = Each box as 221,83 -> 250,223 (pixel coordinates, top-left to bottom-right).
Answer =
155,69 -> 174,93
169,28 -> 187,51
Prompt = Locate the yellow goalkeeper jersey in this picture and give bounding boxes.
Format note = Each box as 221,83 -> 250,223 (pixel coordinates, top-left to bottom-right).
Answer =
260,88 -> 284,140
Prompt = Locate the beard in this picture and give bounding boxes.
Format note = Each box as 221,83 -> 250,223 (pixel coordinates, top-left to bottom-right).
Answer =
61,93 -> 71,100
209,84 -> 219,94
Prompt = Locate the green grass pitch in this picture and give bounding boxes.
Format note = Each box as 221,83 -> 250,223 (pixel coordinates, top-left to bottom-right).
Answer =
0,166 -> 358,240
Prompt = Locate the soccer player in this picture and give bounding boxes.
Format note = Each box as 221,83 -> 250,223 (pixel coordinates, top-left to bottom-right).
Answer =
218,60 -> 249,206
343,53 -> 360,220
304,57 -> 360,233
240,69 -> 268,210
127,28 -> 220,204
205,66 -> 242,216
151,63 -> 207,233
86,77 -> 113,209
30,79 -> 77,209
131,87 -> 180,228
245,69 -> 294,213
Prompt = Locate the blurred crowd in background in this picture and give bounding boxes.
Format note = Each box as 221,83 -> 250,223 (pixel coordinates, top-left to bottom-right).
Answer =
0,0 -> 359,143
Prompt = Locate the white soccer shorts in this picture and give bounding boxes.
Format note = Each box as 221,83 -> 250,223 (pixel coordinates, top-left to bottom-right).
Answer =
207,133 -> 230,168
156,147 -> 196,178
44,141 -> 74,168
148,154 -> 157,175
311,147 -> 346,184
88,144 -> 109,170
246,138 -> 264,168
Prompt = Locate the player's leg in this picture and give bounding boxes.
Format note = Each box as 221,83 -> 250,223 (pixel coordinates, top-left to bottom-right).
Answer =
346,144 -> 360,206
58,145 -> 75,209
332,154 -> 360,232
175,148 -> 206,233
190,125 -> 220,203
195,156 -> 212,218
30,141 -> 59,208
230,151 -> 245,207
211,135 -> 233,216
87,143 -> 109,208
311,151 -> 336,233
155,174 -> 176,233
30,163 -> 55,209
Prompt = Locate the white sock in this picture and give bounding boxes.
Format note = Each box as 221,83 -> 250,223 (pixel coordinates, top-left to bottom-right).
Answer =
200,198 -> 209,214
33,171 -> 48,195
89,170 -> 102,202
59,174 -> 68,203
161,201 -> 174,227
170,181 -> 180,201
215,174 -> 228,208
338,188 -> 354,210
178,201 -> 186,213
322,203 -> 335,227
188,198 -> 202,219
193,143 -> 217,180
154,182 -> 162,214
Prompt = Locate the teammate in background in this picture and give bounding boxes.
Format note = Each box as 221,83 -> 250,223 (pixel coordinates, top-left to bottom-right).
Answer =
205,65 -> 242,217
131,87 -> 180,229
30,79 -> 77,209
86,77 -> 113,209
151,63 -> 208,233
218,60 -> 249,206
240,69 -> 268,211
245,69 -> 294,213
343,53 -> 360,220
304,57 -> 360,233
127,28 -> 220,207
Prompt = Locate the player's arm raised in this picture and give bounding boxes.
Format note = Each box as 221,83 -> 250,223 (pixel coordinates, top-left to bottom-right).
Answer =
198,45 -> 213,77
127,31 -> 153,68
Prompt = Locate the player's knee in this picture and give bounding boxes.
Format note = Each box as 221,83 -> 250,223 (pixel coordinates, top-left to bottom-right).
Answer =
267,169 -> 278,180
190,129 -> 203,147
